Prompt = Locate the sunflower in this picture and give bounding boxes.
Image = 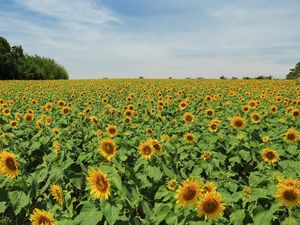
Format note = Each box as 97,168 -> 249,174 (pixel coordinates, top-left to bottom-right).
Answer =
45,117 -> 52,126
270,105 -> 278,113
201,151 -> 213,161
184,132 -> 196,143
261,136 -> 270,143
291,109 -> 300,118
208,123 -> 218,133
250,112 -> 261,124
205,108 -> 215,117
99,139 -> 117,160
106,124 -> 117,137
52,128 -> 59,136
0,151 -> 18,179
248,100 -> 257,108
176,179 -> 201,208
90,116 -> 99,125
261,148 -> 279,164
138,141 -> 155,159
62,106 -> 71,115
167,179 -> 177,190
230,116 -> 246,129
50,184 -> 64,206
24,112 -> 34,122
183,112 -> 194,123
30,208 -> 55,225
197,191 -> 225,219
9,120 -> 18,128
124,117 -> 131,124
149,139 -> 163,155
284,129 -> 299,143
96,129 -> 103,138
275,179 -> 300,208
201,182 -> 217,194
243,186 -> 252,198
242,105 -> 249,112
44,102 -> 53,111
86,168 -> 111,200
1,108 -> 11,116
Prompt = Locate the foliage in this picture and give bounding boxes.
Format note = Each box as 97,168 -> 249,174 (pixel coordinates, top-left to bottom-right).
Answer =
0,79 -> 300,225
287,62 -> 300,79
0,36 -> 68,80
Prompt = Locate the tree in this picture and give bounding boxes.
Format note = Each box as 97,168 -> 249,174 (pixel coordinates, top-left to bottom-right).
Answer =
286,62 -> 300,79
0,36 -> 68,80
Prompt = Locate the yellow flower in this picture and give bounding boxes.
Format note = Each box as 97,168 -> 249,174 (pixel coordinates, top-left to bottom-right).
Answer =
30,208 -> 55,225
86,168 -> 111,200
261,148 -> 279,164
175,179 -> 201,207
183,112 -> 194,123
106,124 -> 118,137
99,139 -> 117,161
53,141 -> 60,155
275,178 -> 300,208
183,132 -> 196,143
230,116 -> 246,129
197,191 -> 225,219
250,112 -> 261,124
50,184 -> 64,206
138,141 -> 155,159
284,129 -> 299,143
167,179 -> 177,190
0,151 -> 19,179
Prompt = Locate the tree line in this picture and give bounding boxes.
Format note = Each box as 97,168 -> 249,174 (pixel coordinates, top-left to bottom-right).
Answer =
0,36 -> 68,80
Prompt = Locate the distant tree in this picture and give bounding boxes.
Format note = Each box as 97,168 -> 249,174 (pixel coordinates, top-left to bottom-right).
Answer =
219,75 -> 227,79
243,77 -> 251,80
231,76 -> 238,80
0,36 -> 68,80
255,75 -> 272,80
287,62 -> 300,79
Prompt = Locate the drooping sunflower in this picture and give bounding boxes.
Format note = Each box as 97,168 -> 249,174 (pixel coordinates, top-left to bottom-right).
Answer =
138,141 -> 155,159
201,151 -> 213,161
53,140 -> 60,155
261,148 -> 279,164
99,138 -> 117,160
96,129 -> 103,138
197,191 -> 225,219
284,129 -> 299,143
90,116 -> 99,125
275,178 -> 300,208
183,112 -> 194,123
50,184 -> 64,206
183,132 -> 196,143
52,128 -> 59,136
0,151 -> 19,178
230,116 -> 246,129
45,117 -> 52,126
167,179 -> 177,190
175,179 -> 201,208
250,112 -> 261,124
106,124 -> 118,137
86,168 -> 111,200
30,208 -> 55,225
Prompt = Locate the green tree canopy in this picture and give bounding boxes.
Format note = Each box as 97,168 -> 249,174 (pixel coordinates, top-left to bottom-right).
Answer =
286,62 -> 300,79
0,36 -> 68,80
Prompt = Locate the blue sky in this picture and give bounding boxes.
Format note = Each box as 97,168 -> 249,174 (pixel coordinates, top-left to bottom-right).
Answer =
1,0 -> 300,79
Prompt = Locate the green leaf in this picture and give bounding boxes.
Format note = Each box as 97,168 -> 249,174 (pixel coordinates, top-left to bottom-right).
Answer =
155,186 -> 169,200
102,202 -> 120,225
230,209 -> 245,225
0,202 -> 7,214
155,205 -> 171,224
30,141 -> 41,152
74,202 -> 103,225
8,191 -> 30,215
253,207 -> 273,225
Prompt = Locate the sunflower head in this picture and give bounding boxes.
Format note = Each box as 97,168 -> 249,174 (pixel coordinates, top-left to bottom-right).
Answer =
99,138 -> 117,161
0,151 -> 18,179
261,148 -> 279,164
261,136 -> 270,143
183,112 -> 194,123
201,151 -> 213,161
62,106 -> 71,115
10,120 -> 18,128
24,112 -> 34,122
284,129 -> 299,143
86,168 -> 111,200
250,112 -> 261,124
197,191 -> 225,220
138,141 -> 155,159
230,116 -> 246,129
149,139 -> 163,155
184,132 -> 196,143
175,179 -> 201,208
30,208 -> 54,225
167,179 -> 177,190
90,116 -> 99,125
106,124 -> 118,137
276,180 -> 300,208
205,108 -> 215,117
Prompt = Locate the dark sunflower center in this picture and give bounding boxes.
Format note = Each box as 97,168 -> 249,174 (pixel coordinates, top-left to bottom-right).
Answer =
207,111 -> 213,116
185,115 -> 192,122
287,133 -> 295,140
143,146 -> 152,155
109,128 -> 116,134
96,176 -> 108,191
38,216 -> 51,225
187,135 -> 193,141
153,143 -> 160,150
6,157 -> 16,170
183,187 -> 196,200
203,199 -> 218,213
293,111 -> 299,116
210,124 -> 217,130
266,152 -> 275,160
11,122 -> 17,126
104,143 -> 114,154
253,115 -> 259,121
63,108 -> 69,114
283,190 -> 297,201
234,120 -> 243,127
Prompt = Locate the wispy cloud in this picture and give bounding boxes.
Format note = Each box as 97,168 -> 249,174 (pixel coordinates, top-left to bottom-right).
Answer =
1,0 -> 299,78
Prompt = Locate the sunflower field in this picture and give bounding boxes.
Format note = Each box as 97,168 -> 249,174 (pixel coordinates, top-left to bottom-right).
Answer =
0,79 -> 299,225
